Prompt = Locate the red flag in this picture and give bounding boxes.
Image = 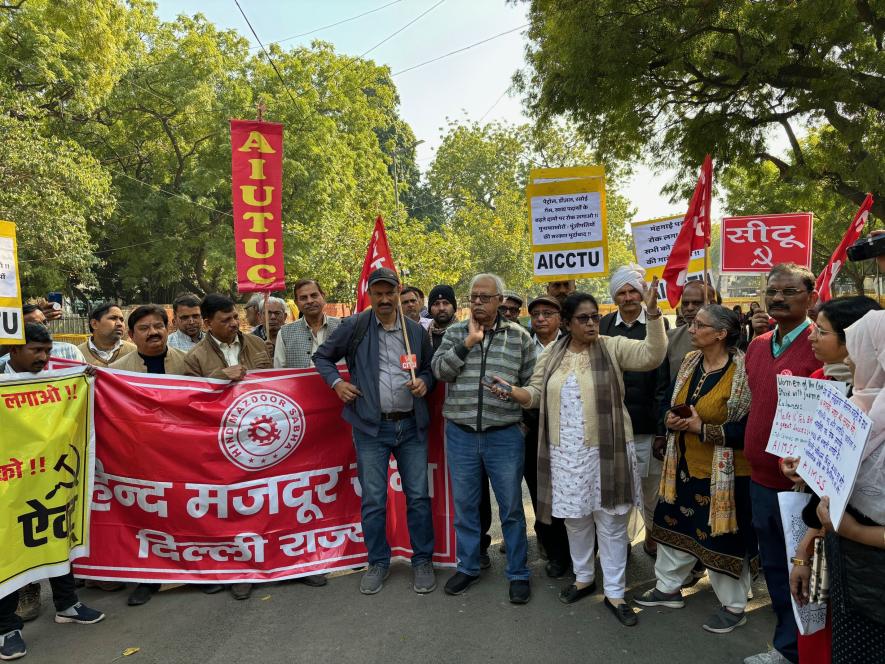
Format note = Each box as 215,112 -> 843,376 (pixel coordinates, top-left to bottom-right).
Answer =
355,216 -> 397,312
815,193 -> 873,302
662,155 -> 712,307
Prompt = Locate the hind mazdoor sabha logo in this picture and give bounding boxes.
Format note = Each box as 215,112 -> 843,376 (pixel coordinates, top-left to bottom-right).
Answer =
218,389 -> 305,470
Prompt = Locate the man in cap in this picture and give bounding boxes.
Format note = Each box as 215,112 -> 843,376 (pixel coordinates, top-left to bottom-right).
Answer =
598,264 -> 669,557
499,292 -> 524,325
427,285 -> 458,351
524,295 -> 572,576
313,268 -> 436,597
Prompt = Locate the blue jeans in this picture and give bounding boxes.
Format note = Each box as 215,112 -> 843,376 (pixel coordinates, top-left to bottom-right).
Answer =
352,417 -> 434,567
750,481 -> 799,664
445,421 -> 529,580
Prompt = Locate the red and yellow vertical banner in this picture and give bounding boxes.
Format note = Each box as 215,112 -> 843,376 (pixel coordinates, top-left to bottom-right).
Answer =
230,120 -> 285,292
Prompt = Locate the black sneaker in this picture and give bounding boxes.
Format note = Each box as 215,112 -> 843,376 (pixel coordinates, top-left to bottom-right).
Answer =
0,630 -> 26,660
54,602 -> 105,624
127,584 -> 155,606
479,550 -> 491,570
444,572 -> 479,595
201,584 -> 224,595
230,583 -> 253,600
509,580 -> 531,604
295,574 -> 327,588
559,582 -> 596,604
545,560 -> 569,579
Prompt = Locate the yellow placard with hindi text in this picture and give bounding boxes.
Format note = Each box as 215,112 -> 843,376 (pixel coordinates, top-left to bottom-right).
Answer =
0,220 -> 24,345
0,367 -> 94,597
527,173 -> 609,282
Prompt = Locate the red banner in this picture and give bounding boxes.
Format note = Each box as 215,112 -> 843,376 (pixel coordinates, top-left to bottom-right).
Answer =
355,216 -> 396,313
71,368 -> 455,583
815,194 -> 873,302
720,212 -> 813,273
662,154 -> 712,307
231,120 -> 285,292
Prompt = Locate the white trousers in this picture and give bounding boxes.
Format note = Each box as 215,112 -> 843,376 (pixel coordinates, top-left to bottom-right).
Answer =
654,543 -> 751,612
565,511 -> 630,600
632,434 -> 661,529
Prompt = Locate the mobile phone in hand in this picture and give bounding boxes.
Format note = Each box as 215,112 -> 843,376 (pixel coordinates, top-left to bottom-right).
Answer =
669,403 -> 692,419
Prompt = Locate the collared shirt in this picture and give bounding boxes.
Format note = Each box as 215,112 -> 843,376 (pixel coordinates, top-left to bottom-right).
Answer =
167,329 -> 203,352
533,329 -> 562,356
2,361 -> 17,375
614,307 -> 647,328
88,338 -> 122,363
51,341 -> 85,362
273,316 -> 329,369
210,333 -> 241,367
772,319 -> 812,358
376,316 -> 413,414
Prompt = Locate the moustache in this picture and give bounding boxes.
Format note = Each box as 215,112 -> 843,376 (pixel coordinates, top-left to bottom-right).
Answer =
147,335 -> 162,341
769,304 -> 789,310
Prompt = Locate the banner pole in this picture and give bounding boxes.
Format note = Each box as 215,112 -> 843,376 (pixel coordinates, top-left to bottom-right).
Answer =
396,296 -> 417,382
703,245 -> 709,304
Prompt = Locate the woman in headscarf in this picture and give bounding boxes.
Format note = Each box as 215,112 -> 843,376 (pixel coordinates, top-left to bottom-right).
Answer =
813,310 -> 885,663
785,296 -> 880,664
489,281 -> 667,627
634,305 -> 758,635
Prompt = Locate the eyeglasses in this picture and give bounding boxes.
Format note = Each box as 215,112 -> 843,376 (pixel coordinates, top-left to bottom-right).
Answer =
809,326 -> 838,338
530,309 -> 560,320
573,314 -> 601,325
469,293 -> 501,304
689,320 -> 717,330
499,306 -> 521,314
765,288 -> 807,298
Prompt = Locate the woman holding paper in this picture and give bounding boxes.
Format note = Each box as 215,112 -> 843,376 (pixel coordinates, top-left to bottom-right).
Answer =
634,304 -> 758,635
810,310 -> 885,663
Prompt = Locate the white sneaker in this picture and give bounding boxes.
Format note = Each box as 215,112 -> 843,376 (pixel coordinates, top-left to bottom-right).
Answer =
743,649 -> 790,664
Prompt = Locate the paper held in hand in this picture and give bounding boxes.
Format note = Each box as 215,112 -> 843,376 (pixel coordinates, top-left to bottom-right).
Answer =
766,376 -> 848,459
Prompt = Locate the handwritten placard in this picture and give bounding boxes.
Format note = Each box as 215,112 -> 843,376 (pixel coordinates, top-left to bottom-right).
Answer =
777,492 -> 827,635
766,376 -> 848,458
797,381 -> 872,530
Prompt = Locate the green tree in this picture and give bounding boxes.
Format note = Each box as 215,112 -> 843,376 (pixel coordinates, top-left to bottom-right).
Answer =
516,0 -> 884,218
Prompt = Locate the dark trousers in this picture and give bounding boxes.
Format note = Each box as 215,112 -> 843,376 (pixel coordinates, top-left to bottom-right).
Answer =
524,414 -> 570,566
0,573 -> 78,634
480,470 -> 492,553
750,481 -> 799,664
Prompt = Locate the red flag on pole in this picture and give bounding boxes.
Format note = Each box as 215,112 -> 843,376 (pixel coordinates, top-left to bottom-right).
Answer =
355,216 -> 397,312
662,155 -> 713,307
815,193 -> 874,302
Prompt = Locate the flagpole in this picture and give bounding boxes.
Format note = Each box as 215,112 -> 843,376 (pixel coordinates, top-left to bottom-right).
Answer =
396,296 -> 417,383
703,245 -> 709,305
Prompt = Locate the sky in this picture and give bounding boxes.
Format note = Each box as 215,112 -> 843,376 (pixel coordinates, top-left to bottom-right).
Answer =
156,0 -> 699,221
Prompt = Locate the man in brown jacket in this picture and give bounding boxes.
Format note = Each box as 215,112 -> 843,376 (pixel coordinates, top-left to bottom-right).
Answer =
183,293 -> 271,383
110,304 -> 187,607
182,293 -> 271,602
77,303 -> 137,367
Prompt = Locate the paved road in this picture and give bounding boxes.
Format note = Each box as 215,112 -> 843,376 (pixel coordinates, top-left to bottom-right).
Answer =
18,490 -> 776,664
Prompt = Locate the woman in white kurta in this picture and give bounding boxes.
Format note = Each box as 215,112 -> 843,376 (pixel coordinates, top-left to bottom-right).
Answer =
492,284 -> 667,627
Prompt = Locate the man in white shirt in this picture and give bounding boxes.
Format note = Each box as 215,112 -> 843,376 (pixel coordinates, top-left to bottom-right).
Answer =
167,294 -> 204,352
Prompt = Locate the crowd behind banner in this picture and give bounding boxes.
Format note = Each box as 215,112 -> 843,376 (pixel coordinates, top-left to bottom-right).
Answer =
1,245 -> 884,663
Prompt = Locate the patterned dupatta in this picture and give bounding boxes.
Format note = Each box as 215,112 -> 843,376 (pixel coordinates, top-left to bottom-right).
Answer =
659,349 -> 751,536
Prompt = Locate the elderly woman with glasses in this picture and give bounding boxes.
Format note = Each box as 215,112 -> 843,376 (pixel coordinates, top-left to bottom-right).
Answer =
635,304 -> 758,635
491,282 -> 667,626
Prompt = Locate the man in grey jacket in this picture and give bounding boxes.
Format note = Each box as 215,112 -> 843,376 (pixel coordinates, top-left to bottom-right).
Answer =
313,268 -> 436,597
432,273 -> 536,604
274,279 -> 341,369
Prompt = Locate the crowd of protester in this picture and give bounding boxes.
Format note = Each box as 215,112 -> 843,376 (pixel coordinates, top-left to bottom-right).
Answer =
1,253 -> 884,663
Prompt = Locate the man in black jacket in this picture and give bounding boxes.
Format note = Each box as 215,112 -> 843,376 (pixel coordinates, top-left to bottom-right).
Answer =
599,265 -> 669,556
313,268 -> 436,597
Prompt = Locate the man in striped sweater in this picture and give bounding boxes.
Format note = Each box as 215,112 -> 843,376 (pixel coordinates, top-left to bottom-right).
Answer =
743,263 -> 821,664
432,273 -> 537,604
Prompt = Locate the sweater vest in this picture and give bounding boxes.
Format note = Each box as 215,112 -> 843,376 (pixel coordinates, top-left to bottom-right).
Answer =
744,326 -> 821,489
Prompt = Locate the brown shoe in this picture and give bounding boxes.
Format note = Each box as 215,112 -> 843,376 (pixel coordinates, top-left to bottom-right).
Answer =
643,535 -> 657,558
15,583 -> 42,622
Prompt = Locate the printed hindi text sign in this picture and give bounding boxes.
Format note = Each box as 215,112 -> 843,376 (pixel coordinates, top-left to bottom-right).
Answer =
0,220 -> 24,345
230,120 -> 285,292
766,376 -> 849,458
527,174 -> 608,282
778,492 -> 828,636
797,381 -> 872,530
0,367 -> 94,597
631,215 -> 709,301
72,368 -> 455,583
720,213 -> 813,273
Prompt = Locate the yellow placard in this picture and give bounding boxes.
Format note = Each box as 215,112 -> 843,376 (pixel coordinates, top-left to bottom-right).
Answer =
530,165 -> 606,184
0,368 -> 94,596
0,220 -> 24,345
527,174 -> 609,282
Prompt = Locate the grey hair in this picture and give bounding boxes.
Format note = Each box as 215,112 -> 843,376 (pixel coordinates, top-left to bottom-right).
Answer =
469,273 -> 505,296
258,296 -> 288,313
698,304 -> 742,349
245,293 -> 263,309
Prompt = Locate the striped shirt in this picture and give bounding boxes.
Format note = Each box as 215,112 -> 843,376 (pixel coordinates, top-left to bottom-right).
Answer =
432,317 -> 536,430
